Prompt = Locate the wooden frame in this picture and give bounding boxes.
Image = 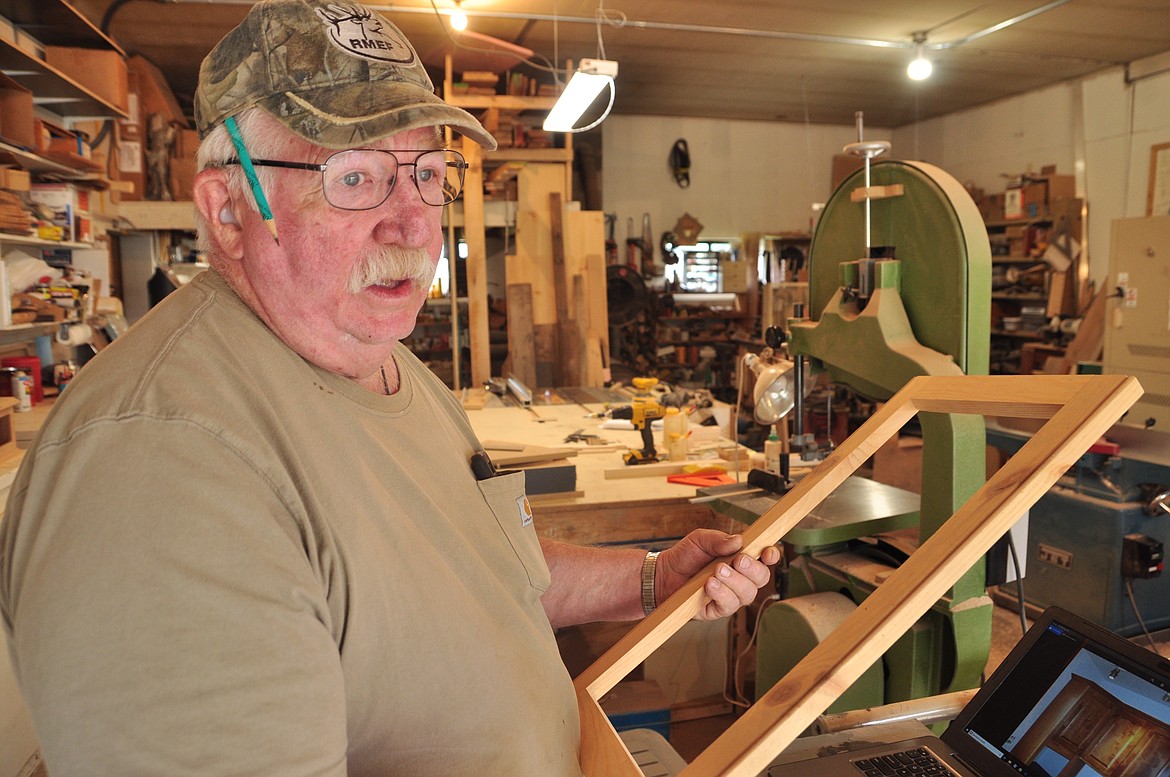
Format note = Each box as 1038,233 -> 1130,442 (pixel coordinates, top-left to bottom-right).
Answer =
575,374 -> 1143,776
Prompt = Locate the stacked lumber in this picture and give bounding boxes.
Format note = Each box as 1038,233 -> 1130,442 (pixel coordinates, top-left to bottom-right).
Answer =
504,166 -> 610,388
0,191 -> 33,233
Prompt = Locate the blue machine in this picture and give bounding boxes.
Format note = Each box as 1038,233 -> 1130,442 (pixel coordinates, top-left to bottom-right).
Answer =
988,428 -> 1170,635
991,214 -> 1170,636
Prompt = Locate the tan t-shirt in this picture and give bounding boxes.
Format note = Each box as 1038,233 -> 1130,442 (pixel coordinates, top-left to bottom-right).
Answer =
0,270 -> 581,776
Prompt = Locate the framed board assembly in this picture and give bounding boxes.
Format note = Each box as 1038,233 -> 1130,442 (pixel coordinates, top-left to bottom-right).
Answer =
575,373 -> 1143,777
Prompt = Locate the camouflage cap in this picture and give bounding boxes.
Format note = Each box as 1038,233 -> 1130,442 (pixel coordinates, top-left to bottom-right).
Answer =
194,0 -> 497,151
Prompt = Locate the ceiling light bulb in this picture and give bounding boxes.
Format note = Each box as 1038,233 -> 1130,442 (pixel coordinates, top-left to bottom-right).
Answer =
450,9 -> 468,31
907,44 -> 932,80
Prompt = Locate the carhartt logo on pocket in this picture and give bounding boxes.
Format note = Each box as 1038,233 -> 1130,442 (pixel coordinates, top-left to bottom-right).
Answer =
517,495 -> 533,527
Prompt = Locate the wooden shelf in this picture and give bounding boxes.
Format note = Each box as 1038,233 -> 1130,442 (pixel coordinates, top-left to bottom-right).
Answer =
484,147 -> 572,163
991,255 -> 1044,264
0,321 -> 60,346
985,197 -> 1083,374
992,293 -> 1047,302
0,230 -> 91,249
0,37 -> 127,120
447,94 -> 557,112
115,201 -> 196,231
0,0 -> 125,55
990,329 -> 1046,340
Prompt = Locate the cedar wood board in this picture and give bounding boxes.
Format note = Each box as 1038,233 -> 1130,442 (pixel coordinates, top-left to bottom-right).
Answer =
574,374 -> 1144,776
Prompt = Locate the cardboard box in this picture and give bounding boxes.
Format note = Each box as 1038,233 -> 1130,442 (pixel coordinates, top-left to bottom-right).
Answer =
980,192 -> 1005,223
169,156 -> 197,202
44,46 -> 129,113
720,258 -> 754,293
1004,185 -> 1027,219
1039,173 -> 1075,204
1005,173 -> 1076,219
28,183 -> 91,242
0,168 -> 30,192
119,56 -> 190,201
173,128 -> 201,160
0,73 -> 35,149
831,154 -> 866,188
129,55 -> 187,127
114,123 -> 143,200
74,215 -> 92,244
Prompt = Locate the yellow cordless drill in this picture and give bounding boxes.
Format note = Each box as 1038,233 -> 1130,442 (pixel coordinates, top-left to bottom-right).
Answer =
609,377 -> 667,466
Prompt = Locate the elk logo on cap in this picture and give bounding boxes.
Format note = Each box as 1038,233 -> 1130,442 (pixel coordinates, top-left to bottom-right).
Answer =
315,3 -> 414,64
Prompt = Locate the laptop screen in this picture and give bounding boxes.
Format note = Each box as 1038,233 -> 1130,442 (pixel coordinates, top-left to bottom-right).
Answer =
948,608 -> 1170,777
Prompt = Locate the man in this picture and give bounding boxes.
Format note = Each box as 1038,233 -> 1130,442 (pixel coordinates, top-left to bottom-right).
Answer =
0,1 -> 780,774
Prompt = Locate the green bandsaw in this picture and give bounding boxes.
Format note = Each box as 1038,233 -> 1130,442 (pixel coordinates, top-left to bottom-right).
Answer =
774,157 -> 993,706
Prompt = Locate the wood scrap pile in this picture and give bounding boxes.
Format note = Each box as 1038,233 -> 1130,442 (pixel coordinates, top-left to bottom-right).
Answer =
11,293 -> 66,322
504,178 -> 610,389
0,191 -> 33,234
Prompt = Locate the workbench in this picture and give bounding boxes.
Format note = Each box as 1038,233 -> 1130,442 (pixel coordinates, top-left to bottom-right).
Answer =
0,396 -> 55,511
1,395 -> 751,547
463,399 -> 750,546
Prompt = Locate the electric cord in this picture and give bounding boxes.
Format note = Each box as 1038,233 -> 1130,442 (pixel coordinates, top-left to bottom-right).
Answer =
1124,578 -> 1166,657
1006,533 -> 1028,636
723,593 -> 782,709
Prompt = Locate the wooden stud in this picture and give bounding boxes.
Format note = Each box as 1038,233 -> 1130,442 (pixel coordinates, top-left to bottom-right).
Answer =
550,192 -> 579,386
461,139 -> 491,387
575,374 -> 1143,776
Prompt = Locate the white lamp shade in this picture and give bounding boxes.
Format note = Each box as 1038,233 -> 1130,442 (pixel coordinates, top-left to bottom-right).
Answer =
744,354 -> 796,424
543,59 -> 618,132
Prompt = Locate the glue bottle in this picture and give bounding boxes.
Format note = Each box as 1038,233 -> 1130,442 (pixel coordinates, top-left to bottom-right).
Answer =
12,370 -> 31,413
764,431 -> 782,474
663,407 -> 689,462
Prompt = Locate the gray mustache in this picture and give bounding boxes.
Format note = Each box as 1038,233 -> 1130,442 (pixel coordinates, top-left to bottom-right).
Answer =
348,247 -> 434,294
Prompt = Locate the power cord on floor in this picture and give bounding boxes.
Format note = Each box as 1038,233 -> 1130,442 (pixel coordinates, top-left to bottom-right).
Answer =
1125,578 -> 1166,657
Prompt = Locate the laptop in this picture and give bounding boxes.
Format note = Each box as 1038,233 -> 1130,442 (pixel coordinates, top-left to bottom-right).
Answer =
766,606 -> 1170,777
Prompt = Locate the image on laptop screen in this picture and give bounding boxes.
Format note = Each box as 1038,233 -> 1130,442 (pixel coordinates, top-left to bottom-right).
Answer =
956,617 -> 1170,777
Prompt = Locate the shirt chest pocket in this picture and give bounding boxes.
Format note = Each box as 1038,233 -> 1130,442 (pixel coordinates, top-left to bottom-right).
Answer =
476,472 -> 551,593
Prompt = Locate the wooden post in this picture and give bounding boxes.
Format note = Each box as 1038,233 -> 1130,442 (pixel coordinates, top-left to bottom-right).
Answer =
550,192 -> 579,386
461,140 -> 491,386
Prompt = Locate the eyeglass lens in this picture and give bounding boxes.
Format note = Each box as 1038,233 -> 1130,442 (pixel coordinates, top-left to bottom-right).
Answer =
322,149 -> 465,209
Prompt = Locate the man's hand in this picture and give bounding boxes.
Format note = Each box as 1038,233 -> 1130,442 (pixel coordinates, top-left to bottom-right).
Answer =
655,530 -> 782,621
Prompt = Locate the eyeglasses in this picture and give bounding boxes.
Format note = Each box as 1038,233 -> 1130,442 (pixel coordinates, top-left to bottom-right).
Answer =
225,148 -> 468,209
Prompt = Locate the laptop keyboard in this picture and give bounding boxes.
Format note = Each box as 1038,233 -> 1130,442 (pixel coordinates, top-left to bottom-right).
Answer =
853,748 -> 952,777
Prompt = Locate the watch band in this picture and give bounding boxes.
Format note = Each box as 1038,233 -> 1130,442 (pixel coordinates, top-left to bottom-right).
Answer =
641,550 -> 660,616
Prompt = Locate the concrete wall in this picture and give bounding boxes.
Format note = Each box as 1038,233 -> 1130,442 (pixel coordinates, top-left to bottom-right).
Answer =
600,58 -> 1170,291
890,62 -> 1170,288
601,114 -> 892,249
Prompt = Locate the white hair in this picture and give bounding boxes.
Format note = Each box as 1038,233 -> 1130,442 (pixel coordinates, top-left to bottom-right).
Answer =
194,109 -> 304,253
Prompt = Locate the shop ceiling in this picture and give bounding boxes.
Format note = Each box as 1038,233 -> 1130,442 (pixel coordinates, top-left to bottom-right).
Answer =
72,0 -> 1170,129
